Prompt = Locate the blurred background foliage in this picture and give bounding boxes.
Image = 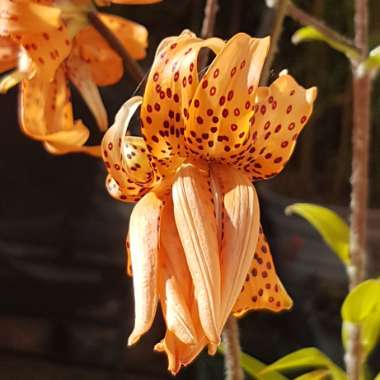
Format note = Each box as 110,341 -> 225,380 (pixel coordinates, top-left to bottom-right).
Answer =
0,0 -> 379,379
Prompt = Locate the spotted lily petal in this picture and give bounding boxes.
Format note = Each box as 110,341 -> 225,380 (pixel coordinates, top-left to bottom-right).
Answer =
0,36 -> 17,73
67,53 -> 108,131
140,31 -> 224,177
19,67 -> 96,155
128,190 -> 166,346
75,25 -> 123,86
172,163 -> 221,344
185,33 -> 270,160
102,96 -> 156,202
237,73 -> 317,180
233,225 -> 293,316
98,13 -> 148,60
210,164 -> 260,328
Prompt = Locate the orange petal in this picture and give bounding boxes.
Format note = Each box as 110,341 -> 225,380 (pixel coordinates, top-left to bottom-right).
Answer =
75,25 -> 123,86
127,190 -> 165,345
233,225 -> 293,316
172,163 -> 221,344
101,96 -> 156,203
95,0 -> 161,5
140,30 -> 224,177
210,164 -> 260,329
155,330 -> 208,375
98,13 -> 148,60
67,53 -> 108,131
0,0 -> 61,35
185,33 -> 270,161
237,73 -> 317,180
158,199 -> 197,345
19,67 -> 96,155
0,36 -> 17,73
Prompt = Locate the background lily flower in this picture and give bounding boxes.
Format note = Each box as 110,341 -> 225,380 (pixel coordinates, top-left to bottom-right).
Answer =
0,0 -> 151,155
102,30 -> 317,374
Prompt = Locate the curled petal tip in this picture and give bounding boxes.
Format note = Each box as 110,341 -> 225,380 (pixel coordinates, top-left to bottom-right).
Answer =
207,342 -> 219,355
279,68 -> 288,76
127,331 -> 141,346
306,86 -> 318,103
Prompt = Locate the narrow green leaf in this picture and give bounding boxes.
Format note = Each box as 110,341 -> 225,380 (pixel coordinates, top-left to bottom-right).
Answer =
374,372 -> 380,380
362,46 -> 380,72
341,280 -> 380,322
285,203 -> 349,265
218,347 -> 288,380
291,26 -> 359,60
294,369 -> 331,380
261,348 -> 330,374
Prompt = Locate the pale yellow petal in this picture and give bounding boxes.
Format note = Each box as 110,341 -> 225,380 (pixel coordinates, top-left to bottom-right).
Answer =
127,190 -> 164,345
210,164 -> 260,329
172,163 -> 221,344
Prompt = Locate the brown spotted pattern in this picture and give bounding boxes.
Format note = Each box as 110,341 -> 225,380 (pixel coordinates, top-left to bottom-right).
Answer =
0,0 -> 72,81
102,97 -> 157,203
185,34 -> 269,161
234,74 -> 317,181
140,30 -> 224,177
233,225 -> 293,316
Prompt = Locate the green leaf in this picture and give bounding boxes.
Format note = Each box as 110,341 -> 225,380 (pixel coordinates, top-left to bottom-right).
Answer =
294,369 -> 331,380
261,348 -> 346,380
362,46 -> 380,72
341,280 -> 380,322
361,308 -> 380,357
374,372 -> 380,380
218,347 -> 288,380
291,26 -> 359,60
285,203 -> 349,265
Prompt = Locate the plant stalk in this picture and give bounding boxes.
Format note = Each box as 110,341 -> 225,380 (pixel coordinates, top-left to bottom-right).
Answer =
286,1 -> 360,56
199,0 -> 219,68
261,0 -> 289,85
88,12 -> 145,84
346,0 -> 371,379
222,317 -> 244,380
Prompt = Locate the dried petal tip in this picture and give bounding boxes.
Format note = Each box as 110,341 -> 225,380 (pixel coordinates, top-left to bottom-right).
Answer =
306,86 -> 318,104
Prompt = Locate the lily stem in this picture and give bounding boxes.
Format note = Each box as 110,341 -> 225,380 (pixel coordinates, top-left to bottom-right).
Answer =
199,0 -> 219,68
88,11 -> 145,84
261,0 -> 288,85
346,0 -> 371,379
222,317 -> 244,380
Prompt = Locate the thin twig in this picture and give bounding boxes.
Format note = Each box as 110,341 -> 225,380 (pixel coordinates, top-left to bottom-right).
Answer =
346,0 -> 371,379
286,1 -> 361,56
222,317 -> 244,380
199,0 -> 219,68
261,0 -> 289,85
88,12 -> 145,84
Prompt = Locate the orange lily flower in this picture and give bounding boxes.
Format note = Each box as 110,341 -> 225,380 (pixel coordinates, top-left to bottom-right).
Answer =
101,31 -> 317,374
0,0 -> 154,155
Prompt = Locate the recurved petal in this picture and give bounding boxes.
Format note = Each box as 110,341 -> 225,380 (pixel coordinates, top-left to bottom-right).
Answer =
172,163 -> 221,344
237,73 -> 317,181
19,66 -> 96,155
158,198 -> 197,345
67,53 -> 108,131
98,14 -> 148,60
155,330 -> 208,375
0,36 -> 17,73
233,225 -> 293,316
128,190 -> 165,346
101,96 -> 156,203
210,164 -> 260,329
75,25 -> 123,86
140,30 -> 224,177
185,33 -> 270,161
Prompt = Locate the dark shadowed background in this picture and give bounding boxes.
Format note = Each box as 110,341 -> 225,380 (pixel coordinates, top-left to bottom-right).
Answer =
0,0 -> 379,379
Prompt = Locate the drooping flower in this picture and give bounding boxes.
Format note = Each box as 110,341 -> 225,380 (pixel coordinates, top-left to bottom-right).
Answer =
101,31 -> 317,374
0,0 -> 154,155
